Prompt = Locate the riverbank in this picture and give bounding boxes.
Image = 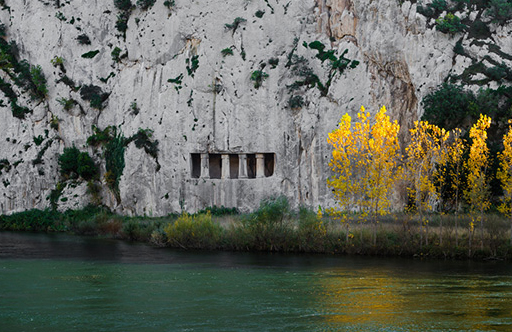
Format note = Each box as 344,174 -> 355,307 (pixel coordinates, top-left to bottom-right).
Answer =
1,199 -> 511,260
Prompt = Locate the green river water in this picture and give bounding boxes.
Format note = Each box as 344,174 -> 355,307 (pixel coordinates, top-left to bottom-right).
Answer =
0,232 -> 511,331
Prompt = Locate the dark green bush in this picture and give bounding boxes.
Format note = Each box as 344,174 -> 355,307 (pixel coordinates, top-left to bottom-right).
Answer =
421,82 -> 475,130
197,206 -> 239,216
485,62 -> 512,82
111,47 -> 122,62
81,50 -> 100,59
77,152 -> 98,180
137,0 -> 156,10
0,22 -> 6,38
486,0 -> 512,24
225,17 -> 246,33
115,12 -> 130,35
0,209 -> 65,232
250,70 -> 269,88
238,196 -> 292,251
76,33 -> 91,45
80,84 -> 109,109
297,207 -> 327,252
58,145 -> 80,179
30,65 -> 48,99
126,128 -> 159,159
114,0 -> 132,11
33,135 -> 44,146
288,95 -> 304,109
87,125 -> 115,147
468,19 -> 491,39
58,145 -> 98,180
221,47 -> 233,57
163,0 -> 175,9
268,57 -> 279,69
57,97 -> 77,111
11,100 -> 32,119
186,55 -> 199,77
255,10 -> 265,18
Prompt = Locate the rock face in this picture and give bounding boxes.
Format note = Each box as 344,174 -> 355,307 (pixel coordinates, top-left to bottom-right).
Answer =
0,0 -> 510,215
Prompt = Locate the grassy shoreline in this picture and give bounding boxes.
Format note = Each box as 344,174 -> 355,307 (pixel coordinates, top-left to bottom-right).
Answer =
1,201 -> 511,260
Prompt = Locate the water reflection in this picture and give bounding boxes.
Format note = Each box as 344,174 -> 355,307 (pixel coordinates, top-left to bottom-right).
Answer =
1,231 -> 512,331
315,266 -> 512,331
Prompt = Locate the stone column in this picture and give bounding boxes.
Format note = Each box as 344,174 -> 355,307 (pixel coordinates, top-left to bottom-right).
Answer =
238,154 -> 248,179
256,153 -> 265,178
221,154 -> 230,179
200,153 -> 209,179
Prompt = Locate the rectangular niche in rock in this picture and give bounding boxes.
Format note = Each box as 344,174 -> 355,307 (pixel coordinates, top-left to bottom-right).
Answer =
229,154 -> 239,179
264,153 -> 275,177
209,154 -> 222,179
191,153 -> 201,178
190,152 -> 275,179
246,154 -> 256,179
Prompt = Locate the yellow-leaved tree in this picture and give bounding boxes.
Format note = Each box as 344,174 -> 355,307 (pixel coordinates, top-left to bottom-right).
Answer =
464,114 -> 491,253
442,128 -> 465,246
406,121 -> 449,248
327,106 -> 400,245
497,120 -> 512,244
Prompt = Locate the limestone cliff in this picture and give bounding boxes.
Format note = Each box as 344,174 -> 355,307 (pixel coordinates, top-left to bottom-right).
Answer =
0,0 -> 510,215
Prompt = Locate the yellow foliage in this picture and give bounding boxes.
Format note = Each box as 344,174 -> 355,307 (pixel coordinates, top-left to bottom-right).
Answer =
463,114 -> 491,214
497,119 -> 512,218
327,106 -> 400,221
406,120 -> 449,213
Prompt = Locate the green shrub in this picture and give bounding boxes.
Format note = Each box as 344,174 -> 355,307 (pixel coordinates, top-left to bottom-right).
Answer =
58,145 -> 98,180
225,17 -> 246,33
297,207 -> 327,252
114,0 -> 133,11
126,128 -> 159,159
0,209 -> 65,232
55,12 -> 66,21
485,62 -> 512,82
111,47 -> 122,62
115,12 -> 130,35
268,57 -> 279,69
288,95 -> 304,109
76,33 -> 91,45
137,0 -> 156,10
81,50 -> 100,59
80,84 -> 109,109
0,22 -> 6,37
164,212 -> 223,249
77,152 -> 98,180
163,0 -> 175,9
197,206 -> 239,216
221,47 -> 233,57
421,82 -> 475,130
435,13 -> 466,34
122,219 -> 157,241
468,19 -> 491,39
417,0 -> 447,18
87,125 -> 115,147
186,55 -> 199,77
486,0 -> 512,24
58,145 -> 80,179
255,10 -> 265,18
238,196 -> 292,251
250,70 -> 269,88
30,65 -> 48,99
50,56 -> 64,67
104,129 -> 126,202
33,135 -> 44,146
57,97 -> 77,111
